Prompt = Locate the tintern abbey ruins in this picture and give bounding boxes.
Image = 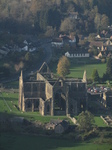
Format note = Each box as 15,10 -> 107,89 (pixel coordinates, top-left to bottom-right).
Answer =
19,62 -> 87,116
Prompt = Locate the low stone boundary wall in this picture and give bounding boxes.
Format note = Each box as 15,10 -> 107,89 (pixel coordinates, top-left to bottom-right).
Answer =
100,116 -> 108,125
100,115 -> 112,126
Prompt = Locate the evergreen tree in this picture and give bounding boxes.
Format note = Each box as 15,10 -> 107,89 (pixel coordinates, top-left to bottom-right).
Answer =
75,34 -> 79,47
57,56 -> 70,77
48,7 -> 61,30
92,68 -> 99,82
106,57 -> 112,78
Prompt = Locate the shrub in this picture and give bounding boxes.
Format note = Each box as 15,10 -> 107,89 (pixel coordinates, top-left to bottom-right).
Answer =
101,58 -> 106,63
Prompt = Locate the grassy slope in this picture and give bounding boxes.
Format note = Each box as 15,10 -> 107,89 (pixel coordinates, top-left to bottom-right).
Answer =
0,133 -> 112,150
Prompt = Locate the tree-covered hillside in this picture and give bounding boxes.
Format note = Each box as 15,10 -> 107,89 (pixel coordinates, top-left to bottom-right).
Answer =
0,0 -> 112,35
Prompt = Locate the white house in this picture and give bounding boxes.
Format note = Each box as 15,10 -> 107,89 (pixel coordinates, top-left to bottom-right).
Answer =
0,49 -> 9,55
23,40 -> 28,45
21,45 -> 28,51
69,12 -> 79,20
29,47 -> 37,52
65,51 -> 89,58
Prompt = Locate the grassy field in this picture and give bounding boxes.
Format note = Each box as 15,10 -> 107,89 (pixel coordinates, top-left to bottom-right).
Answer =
0,133 -> 112,150
68,58 -> 106,78
0,92 -> 19,113
0,92 -> 69,123
50,58 -> 106,79
0,91 -> 108,126
0,91 -> 111,150
68,62 -> 106,78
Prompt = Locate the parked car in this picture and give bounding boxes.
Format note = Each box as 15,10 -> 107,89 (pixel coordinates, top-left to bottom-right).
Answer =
104,87 -> 110,91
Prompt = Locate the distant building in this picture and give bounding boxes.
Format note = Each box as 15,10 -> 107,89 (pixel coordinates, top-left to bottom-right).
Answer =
45,119 -> 69,133
51,34 -> 77,48
51,38 -> 63,47
65,51 -> 89,58
69,12 -> 79,20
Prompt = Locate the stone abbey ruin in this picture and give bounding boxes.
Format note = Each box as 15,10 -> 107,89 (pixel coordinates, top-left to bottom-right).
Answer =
19,62 -> 87,116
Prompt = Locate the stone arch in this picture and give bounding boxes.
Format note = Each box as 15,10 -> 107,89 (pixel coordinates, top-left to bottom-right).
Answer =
79,98 -> 86,112
47,105 -> 50,112
25,100 -> 32,111
70,104 -> 74,114
28,100 -> 32,108
54,88 -> 66,115
45,103 -> 51,115
38,62 -> 51,73
34,99 -> 39,111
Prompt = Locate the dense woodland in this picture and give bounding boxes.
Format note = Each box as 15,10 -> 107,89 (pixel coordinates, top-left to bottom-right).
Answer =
0,0 -> 112,35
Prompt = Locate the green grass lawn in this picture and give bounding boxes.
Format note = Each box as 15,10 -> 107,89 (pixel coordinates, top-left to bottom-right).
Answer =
0,92 -> 69,123
0,91 -> 109,126
0,133 -> 112,150
68,63 -> 106,78
0,92 -> 111,150
50,58 -> 106,79
0,92 -> 19,113
94,116 -> 107,127
15,112 -> 69,123
0,91 -> 109,127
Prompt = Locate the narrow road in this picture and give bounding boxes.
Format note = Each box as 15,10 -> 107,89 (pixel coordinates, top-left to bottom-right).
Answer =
42,43 -> 52,64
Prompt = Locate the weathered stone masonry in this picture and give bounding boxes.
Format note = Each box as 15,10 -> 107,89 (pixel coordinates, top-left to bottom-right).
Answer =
19,62 -> 87,116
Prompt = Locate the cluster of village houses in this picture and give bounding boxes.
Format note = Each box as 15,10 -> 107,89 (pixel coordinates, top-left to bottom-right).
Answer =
1,9 -> 112,61
1,8 -> 112,60
0,40 -> 40,59
51,28 -> 112,59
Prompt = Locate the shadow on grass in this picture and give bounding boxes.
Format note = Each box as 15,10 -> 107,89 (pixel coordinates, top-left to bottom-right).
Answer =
1,132 -> 112,150
0,132 -> 85,150
0,113 -> 112,150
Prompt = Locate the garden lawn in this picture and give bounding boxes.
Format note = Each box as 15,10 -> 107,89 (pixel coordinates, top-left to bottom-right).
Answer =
0,133 -> 112,150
